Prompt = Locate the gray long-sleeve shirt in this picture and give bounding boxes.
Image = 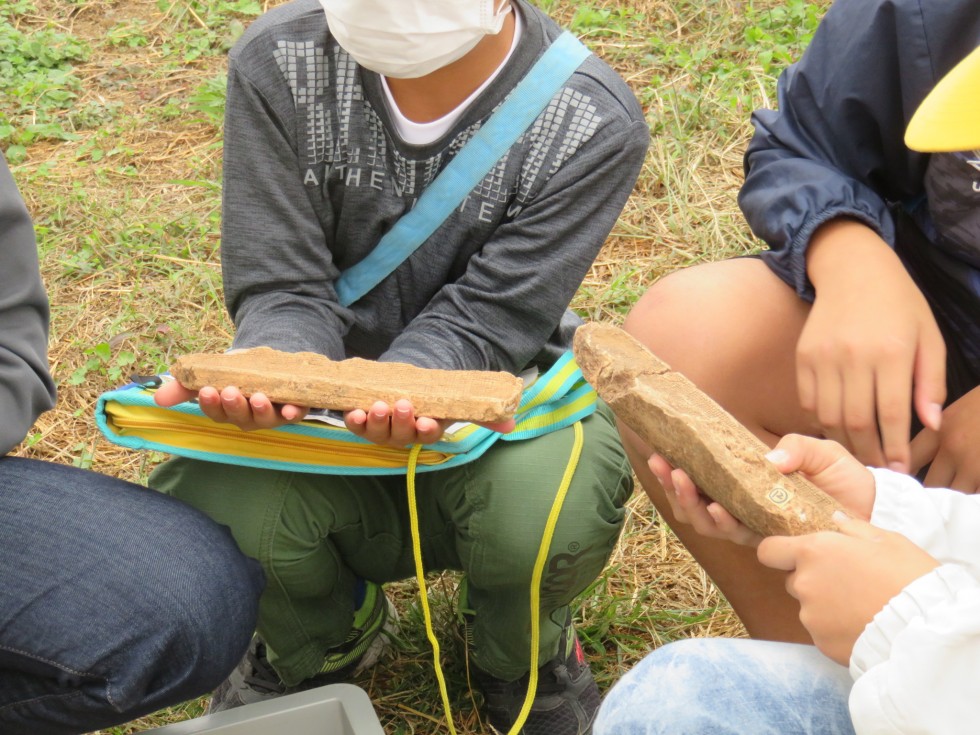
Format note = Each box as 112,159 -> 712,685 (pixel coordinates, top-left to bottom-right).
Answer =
220,0 -> 648,374
0,153 -> 56,455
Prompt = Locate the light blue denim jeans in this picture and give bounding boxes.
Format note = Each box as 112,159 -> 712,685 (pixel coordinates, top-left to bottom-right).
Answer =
0,457 -> 265,735
595,638 -> 856,735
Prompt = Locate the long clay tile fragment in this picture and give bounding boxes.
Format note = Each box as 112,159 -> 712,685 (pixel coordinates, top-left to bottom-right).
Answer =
170,347 -> 523,423
573,322 -> 843,537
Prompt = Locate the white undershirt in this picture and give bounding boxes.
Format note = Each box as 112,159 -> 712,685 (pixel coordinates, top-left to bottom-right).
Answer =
381,9 -> 523,146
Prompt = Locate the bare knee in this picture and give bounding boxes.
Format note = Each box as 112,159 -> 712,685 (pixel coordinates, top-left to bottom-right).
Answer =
623,265 -> 713,363
622,259 -> 809,436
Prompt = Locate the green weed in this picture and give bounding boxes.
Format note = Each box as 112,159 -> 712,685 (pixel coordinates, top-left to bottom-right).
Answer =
744,0 -> 823,72
154,0 -> 258,62
0,2 -> 89,158
187,73 -> 228,126
569,5 -> 645,37
105,21 -> 152,50
67,343 -> 137,387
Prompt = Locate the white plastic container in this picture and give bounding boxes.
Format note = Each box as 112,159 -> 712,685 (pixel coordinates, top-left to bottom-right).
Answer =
141,684 -> 385,735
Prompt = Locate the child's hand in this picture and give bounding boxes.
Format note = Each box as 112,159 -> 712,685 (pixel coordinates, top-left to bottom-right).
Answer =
154,377 -> 198,408
345,400 -> 446,447
801,219 -> 946,474
910,385 -> 980,493
154,380 -> 308,430
649,433 -> 876,547
758,513 -> 939,665
649,453 -> 762,547
765,434 -> 876,520
344,400 -> 516,448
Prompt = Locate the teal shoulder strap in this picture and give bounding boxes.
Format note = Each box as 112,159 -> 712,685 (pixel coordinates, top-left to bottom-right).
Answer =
335,31 -> 591,307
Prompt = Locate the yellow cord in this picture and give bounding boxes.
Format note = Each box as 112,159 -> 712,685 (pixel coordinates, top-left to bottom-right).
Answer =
406,443 -> 458,735
407,420 -> 585,734
507,419 -> 584,734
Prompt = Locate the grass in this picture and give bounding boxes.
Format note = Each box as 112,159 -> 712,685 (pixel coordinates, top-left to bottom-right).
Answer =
7,0 -> 827,732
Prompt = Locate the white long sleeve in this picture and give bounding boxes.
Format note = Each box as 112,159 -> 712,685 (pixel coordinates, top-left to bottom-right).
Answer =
847,469 -> 980,734
868,468 -> 980,571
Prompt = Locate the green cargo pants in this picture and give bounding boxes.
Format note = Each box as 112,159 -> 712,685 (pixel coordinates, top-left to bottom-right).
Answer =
149,401 -> 632,686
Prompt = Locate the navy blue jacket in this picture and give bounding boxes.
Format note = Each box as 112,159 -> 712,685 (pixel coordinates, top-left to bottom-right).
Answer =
739,0 -> 980,362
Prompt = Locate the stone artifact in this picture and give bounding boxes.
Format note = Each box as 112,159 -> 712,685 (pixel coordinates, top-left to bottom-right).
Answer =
171,347 -> 524,423
573,322 -> 844,537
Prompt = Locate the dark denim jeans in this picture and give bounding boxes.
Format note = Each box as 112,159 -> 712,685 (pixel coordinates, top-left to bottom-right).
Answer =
0,457 -> 264,735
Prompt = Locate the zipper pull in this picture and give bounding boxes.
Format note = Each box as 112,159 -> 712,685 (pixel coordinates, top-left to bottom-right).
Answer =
130,373 -> 164,388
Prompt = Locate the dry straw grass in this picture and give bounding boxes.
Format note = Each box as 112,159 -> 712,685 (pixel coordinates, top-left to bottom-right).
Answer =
7,0 -> 823,731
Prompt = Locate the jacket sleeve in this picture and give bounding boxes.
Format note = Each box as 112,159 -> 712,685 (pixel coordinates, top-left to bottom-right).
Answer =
220,54 -> 352,360
848,566 -> 980,735
847,469 -> 980,734
381,112 -> 649,373
0,153 -> 56,455
737,0 -> 934,301
868,467 -> 980,571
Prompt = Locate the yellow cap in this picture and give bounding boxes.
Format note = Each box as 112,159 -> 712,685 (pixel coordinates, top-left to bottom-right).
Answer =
905,45 -> 980,152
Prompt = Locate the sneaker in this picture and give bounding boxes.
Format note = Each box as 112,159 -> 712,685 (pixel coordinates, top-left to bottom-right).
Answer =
469,614 -> 601,735
206,637 -> 286,712
207,582 -> 397,713
318,579 -> 397,678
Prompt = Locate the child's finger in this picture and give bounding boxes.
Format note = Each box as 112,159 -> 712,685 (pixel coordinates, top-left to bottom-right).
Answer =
909,427 -> 940,475
363,401 -> 393,442
669,480 -> 738,540
876,359 -> 914,473
198,388 -> 228,423
913,328 -> 947,433
768,434 -> 843,475
756,534 -> 804,571
813,365 -> 844,442
248,392 -> 280,428
831,511 -> 879,540
279,403 -> 308,422
669,467 -> 700,504
389,400 -> 418,446
478,418 -> 515,434
415,417 -> 445,444
647,453 -> 676,491
661,470 -> 705,527
706,503 -> 761,547
344,408 -> 368,435
840,369 -> 885,468
153,379 -> 197,407
219,387 -> 252,425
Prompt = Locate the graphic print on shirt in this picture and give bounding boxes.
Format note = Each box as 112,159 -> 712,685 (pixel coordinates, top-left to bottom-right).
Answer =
274,38 -> 602,221
968,155 -> 980,183
925,150 -> 980,267
920,150 -> 980,362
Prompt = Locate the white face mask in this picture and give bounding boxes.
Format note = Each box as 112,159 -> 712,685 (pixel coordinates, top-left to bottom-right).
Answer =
320,0 -> 512,79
